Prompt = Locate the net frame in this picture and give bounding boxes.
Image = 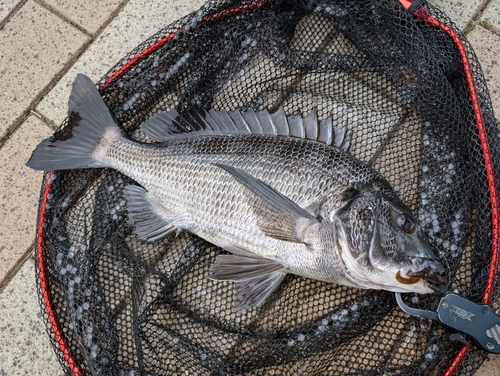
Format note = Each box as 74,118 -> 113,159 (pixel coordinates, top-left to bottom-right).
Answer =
32,0 -> 500,375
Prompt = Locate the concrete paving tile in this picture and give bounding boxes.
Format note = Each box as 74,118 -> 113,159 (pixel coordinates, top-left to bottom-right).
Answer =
467,25 -> 500,117
476,353 -> 500,376
36,0 -> 205,127
428,0 -> 483,30
43,0 -> 124,35
483,0 -> 500,30
0,0 -> 90,139
0,0 -> 20,23
0,115 -> 53,285
0,260 -> 64,376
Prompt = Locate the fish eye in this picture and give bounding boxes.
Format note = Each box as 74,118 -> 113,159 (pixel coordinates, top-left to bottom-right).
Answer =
397,214 -> 416,233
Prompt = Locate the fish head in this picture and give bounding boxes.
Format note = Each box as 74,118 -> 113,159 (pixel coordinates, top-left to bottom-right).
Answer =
333,185 -> 446,294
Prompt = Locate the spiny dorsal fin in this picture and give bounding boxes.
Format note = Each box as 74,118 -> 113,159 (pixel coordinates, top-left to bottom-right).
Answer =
142,107 -> 351,151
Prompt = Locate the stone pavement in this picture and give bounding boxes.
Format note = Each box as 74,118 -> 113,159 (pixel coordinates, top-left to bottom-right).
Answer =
0,0 -> 499,374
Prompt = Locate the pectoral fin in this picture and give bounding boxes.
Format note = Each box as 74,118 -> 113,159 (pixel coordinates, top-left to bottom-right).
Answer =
215,164 -> 317,243
209,249 -> 286,311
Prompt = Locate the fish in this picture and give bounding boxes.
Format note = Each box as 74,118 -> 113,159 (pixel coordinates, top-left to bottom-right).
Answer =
27,74 -> 446,311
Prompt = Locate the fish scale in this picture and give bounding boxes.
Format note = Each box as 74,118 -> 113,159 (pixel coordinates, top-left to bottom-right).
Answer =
105,135 -> 342,256
106,135 -> 365,237
27,74 -> 446,310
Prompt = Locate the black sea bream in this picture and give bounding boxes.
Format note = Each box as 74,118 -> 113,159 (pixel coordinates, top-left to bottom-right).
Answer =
27,74 -> 445,310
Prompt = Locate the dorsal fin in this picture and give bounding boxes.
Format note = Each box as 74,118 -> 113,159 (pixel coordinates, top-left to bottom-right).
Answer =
142,107 -> 351,151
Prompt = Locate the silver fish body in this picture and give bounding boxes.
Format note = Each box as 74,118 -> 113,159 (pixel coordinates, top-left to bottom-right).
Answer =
106,133 -> 381,281
27,74 -> 445,310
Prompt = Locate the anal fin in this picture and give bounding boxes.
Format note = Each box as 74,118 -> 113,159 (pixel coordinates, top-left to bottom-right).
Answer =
124,185 -> 178,242
209,249 -> 287,311
235,272 -> 286,311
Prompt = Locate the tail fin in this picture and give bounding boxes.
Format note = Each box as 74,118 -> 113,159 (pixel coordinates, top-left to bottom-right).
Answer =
26,74 -> 121,171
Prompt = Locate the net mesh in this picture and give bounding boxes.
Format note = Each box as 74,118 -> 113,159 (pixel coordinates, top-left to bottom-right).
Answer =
34,0 -> 500,374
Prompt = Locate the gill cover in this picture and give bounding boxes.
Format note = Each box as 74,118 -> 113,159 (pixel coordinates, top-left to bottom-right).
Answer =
337,187 -> 445,292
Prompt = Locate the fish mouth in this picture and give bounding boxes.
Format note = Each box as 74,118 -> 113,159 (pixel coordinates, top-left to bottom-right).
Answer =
409,266 -> 446,285
396,265 -> 447,288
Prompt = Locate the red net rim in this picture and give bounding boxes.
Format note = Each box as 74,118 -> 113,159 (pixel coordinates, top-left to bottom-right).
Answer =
35,1 -> 499,375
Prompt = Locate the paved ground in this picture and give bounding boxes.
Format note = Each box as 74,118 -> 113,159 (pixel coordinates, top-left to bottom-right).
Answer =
0,0 -> 500,374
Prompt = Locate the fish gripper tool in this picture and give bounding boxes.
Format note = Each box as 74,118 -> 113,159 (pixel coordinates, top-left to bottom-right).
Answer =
395,292 -> 500,353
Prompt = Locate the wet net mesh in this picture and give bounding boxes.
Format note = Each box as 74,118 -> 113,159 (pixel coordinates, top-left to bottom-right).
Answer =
35,0 -> 500,374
